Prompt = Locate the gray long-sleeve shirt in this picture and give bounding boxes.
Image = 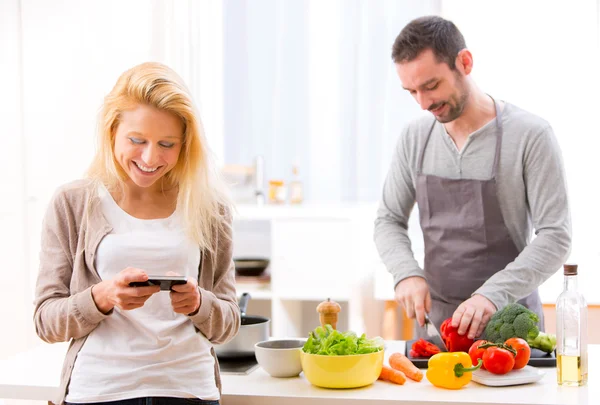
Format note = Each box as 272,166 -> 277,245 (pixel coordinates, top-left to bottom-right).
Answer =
374,101 -> 572,310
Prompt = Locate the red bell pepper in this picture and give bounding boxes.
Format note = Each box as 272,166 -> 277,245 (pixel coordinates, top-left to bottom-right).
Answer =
440,318 -> 474,353
410,338 -> 441,358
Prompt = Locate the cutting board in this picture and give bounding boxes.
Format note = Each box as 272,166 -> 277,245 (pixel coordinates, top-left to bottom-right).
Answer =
404,339 -> 557,368
471,365 -> 545,386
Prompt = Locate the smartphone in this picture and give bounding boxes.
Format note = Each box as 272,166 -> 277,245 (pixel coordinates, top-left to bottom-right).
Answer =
129,275 -> 188,291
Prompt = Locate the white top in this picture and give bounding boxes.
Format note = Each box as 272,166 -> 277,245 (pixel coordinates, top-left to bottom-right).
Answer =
65,185 -> 219,403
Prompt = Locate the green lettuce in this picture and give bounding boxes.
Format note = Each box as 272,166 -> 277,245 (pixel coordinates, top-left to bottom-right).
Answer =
302,324 -> 384,355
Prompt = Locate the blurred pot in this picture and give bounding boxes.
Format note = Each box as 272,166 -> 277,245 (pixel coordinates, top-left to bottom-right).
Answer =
214,292 -> 270,358
234,257 -> 270,277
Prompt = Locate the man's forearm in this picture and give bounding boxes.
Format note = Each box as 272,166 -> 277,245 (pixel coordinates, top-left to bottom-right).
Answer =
474,225 -> 570,310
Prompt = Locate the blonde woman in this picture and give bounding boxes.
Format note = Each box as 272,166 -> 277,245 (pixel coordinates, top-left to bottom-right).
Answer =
33,62 -> 239,405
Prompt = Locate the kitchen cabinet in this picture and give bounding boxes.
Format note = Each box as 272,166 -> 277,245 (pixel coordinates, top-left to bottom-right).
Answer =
231,203 -> 381,338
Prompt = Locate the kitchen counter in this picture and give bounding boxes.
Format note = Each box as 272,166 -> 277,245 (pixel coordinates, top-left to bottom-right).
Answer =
0,341 -> 594,405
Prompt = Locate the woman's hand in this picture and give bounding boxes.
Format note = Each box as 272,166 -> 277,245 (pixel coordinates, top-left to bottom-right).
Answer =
92,267 -> 160,313
167,271 -> 201,315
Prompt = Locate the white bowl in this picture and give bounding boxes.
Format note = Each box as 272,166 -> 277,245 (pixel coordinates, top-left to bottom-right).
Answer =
254,339 -> 306,377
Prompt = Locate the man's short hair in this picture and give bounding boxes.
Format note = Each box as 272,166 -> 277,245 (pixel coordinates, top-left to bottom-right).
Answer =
391,16 -> 466,69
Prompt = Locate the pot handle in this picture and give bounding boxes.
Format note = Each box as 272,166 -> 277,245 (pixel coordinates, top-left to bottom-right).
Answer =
239,292 -> 251,317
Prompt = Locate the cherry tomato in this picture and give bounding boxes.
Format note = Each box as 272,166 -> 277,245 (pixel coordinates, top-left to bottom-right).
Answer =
505,337 -> 531,369
468,339 -> 489,369
482,346 -> 515,375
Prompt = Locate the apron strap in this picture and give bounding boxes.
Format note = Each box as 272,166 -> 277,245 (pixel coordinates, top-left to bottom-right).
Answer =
490,96 -> 504,178
417,95 -> 505,178
417,118 -> 437,175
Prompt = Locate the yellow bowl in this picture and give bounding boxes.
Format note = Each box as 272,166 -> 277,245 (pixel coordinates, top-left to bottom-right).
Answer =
300,350 -> 384,388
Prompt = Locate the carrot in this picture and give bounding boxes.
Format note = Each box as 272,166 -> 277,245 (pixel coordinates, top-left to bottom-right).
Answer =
389,352 -> 423,382
378,365 -> 406,385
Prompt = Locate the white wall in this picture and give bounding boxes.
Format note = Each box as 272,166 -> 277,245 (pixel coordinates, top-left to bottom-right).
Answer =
0,0 -> 32,358
222,0 -> 440,202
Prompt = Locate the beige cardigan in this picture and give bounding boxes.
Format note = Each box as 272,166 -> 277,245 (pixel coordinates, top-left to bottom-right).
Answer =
33,179 -> 240,405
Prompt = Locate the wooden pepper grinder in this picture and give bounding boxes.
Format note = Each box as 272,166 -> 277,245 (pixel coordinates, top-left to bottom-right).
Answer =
316,298 -> 341,329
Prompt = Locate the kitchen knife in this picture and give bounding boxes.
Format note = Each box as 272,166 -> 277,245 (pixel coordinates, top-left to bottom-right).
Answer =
423,313 -> 448,352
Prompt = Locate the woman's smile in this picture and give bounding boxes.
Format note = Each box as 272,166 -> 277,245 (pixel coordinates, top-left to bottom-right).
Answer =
133,160 -> 161,175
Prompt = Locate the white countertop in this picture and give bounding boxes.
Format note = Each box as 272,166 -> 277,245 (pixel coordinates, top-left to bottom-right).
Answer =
0,341 -> 595,405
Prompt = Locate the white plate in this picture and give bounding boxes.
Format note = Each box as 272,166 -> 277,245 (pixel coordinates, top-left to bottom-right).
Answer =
472,365 -> 545,386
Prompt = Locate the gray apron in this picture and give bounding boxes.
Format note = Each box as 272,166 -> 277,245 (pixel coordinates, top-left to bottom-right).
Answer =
414,97 -> 544,338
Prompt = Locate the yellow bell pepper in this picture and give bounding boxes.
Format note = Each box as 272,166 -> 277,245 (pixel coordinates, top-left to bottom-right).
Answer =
426,352 -> 482,389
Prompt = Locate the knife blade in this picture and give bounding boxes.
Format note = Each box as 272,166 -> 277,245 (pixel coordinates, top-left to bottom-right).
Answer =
423,313 -> 448,352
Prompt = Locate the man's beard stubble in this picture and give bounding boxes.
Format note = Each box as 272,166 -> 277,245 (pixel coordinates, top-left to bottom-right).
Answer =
432,74 -> 470,124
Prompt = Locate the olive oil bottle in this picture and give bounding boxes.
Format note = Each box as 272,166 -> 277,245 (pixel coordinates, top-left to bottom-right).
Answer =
556,264 -> 588,386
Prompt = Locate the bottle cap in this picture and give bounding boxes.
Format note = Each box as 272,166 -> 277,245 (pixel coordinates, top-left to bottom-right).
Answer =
563,264 -> 578,275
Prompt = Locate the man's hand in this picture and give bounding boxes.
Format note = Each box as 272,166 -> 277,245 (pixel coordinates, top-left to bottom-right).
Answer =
167,272 -> 201,315
452,294 -> 497,339
395,276 -> 431,327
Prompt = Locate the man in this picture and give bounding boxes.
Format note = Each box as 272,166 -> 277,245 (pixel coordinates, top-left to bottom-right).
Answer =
374,16 -> 571,340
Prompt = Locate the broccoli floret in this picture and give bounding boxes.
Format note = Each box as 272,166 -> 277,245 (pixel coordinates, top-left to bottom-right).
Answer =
484,303 -> 556,353
499,302 -> 538,325
514,312 -> 540,340
499,323 -> 516,341
500,309 -> 519,324
484,318 -> 503,342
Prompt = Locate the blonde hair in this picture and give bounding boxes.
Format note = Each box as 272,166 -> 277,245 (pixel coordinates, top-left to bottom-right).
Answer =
87,61 -> 232,253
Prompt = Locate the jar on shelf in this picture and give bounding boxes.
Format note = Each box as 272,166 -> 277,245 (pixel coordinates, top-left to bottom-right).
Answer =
289,165 -> 304,204
268,180 -> 286,204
